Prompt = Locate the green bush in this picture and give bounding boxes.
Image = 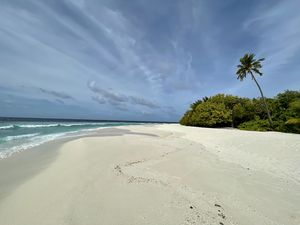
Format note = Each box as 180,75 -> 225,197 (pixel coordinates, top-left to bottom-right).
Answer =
180,101 -> 232,127
280,118 -> 300,133
191,102 -> 232,127
289,99 -> 300,116
238,119 -> 272,131
276,90 -> 300,109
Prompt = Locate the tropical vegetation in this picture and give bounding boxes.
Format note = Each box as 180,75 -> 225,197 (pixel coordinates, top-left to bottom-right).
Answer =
180,53 -> 299,134
236,53 -> 272,126
179,90 -> 300,134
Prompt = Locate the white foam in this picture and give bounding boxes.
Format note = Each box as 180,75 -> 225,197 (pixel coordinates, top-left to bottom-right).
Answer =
17,123 -> 106,128
0,133 -> 65,159
0,127 -> 106,159
0,122 -> 139,159
0,122 -> 121,130
4,133 -> 40,141
0,125 -> 14,130
18,124 -> 60,128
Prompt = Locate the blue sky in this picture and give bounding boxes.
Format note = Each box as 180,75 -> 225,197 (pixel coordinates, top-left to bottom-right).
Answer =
0,0 -> 299,121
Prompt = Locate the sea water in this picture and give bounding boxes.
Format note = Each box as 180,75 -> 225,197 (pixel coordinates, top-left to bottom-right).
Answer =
0,118 -> 143,159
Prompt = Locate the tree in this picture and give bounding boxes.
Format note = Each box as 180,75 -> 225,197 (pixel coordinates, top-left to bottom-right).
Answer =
190,100 -> 203,110
290,99 -> 300,116
276,90 -> 300,109
190,102 -> 232,127
236,53 -> 273,126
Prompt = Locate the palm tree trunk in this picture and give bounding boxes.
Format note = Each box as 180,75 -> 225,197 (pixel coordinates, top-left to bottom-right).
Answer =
250,72 -> 273,126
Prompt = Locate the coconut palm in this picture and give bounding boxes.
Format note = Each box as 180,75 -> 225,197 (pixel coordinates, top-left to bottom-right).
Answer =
236,53 -> 272,126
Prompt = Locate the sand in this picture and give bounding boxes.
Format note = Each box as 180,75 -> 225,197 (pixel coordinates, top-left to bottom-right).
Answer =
0,124 -> 299,225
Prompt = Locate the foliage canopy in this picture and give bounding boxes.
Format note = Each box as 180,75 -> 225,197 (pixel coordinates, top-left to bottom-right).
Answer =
180,90 -> 300,134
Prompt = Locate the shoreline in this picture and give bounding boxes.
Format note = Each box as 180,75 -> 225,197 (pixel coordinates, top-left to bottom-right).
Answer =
0,122 -> 151,160
0,124 -> 299,225
0,126 -> 157,199
0,137 -> 61,200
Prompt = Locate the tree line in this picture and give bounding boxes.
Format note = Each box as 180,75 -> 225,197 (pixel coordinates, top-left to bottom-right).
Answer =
179,90 -> 300,133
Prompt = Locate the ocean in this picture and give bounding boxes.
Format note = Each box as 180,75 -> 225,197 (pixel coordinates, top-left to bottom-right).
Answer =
0,117 -> 145,159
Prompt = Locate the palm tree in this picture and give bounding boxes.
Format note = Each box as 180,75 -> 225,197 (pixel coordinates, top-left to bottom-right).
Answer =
236,53 -> 272,126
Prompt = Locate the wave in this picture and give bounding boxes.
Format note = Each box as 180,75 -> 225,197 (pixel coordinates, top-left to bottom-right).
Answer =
0,133 -> 64,159
18,124 -> 60,128
0,121 -> 139,159
17,123 -> 90,128
4,133 -> 40,141
0,127 -> 107,159
0,123 -> 108,130
0,125 -> 14,130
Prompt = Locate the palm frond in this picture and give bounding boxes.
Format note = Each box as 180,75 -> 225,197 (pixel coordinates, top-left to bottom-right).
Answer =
252,68 -> 263,76
235,53 -> 265,80
258,58 -> 265,62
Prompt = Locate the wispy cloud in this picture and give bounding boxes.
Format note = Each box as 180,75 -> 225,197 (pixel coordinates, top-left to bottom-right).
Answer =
244,0 -> 300,72
129,96 -> 160,109
0,0 -> 299,121
39,88 -> 74,100
87,81 -> 160,110
91,95 -> 106,104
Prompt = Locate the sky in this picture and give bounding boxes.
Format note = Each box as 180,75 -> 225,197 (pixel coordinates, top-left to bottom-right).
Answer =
0,0 -> 300,122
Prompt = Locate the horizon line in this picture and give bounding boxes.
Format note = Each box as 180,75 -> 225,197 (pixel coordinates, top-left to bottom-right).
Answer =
0,116 -> 178,124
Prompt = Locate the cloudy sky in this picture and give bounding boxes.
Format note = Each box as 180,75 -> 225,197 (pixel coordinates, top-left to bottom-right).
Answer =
0,0 -> 299,121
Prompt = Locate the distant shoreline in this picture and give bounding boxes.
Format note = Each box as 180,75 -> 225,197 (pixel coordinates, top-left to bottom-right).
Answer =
0,116 -> 177,124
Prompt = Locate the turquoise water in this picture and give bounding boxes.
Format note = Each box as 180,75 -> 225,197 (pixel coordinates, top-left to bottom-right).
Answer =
0,119 -> 142,159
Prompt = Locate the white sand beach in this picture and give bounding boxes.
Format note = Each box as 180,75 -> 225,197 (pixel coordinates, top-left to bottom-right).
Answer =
0,124 -> 299,225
